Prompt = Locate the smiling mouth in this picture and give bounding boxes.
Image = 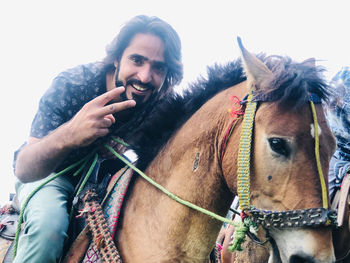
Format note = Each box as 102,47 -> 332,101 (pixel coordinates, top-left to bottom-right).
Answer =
131,83 -> 150,92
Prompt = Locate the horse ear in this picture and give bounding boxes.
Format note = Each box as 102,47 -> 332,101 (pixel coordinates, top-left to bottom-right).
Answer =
237,37 -> 273,91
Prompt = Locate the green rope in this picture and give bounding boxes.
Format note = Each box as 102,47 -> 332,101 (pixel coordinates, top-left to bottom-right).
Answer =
13,135 -> 245,259
12,150 -> 96,260
107,107 -> 255,252
69,153 -> 99,221
108,137 -> 244,219
111,136 -> 130,147
72,155 -> 92,177
74,153 -> 98,197
104,144 -> 236,226
228,218 -> 257,252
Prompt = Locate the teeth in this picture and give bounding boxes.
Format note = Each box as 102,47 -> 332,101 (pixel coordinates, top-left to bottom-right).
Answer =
133,84 -> 148,91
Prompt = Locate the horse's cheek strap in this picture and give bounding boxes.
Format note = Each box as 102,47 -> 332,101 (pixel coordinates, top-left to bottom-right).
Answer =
237,93 -> 257,211
310,101 -> 329,209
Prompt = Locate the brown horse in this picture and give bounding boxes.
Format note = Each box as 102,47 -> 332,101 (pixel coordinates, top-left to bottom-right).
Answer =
111,39 -> 337,262
71,39 -> 337,262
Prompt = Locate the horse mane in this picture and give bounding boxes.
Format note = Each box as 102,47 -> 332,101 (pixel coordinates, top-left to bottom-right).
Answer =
121,55 -> 329,170
123,58 -> 244,170
255,55 -> 329,109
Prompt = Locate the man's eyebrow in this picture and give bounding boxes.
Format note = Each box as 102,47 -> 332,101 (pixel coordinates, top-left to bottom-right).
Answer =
129,54 -> 166,66
152,61 -> 167,68
129,54 -> 148,61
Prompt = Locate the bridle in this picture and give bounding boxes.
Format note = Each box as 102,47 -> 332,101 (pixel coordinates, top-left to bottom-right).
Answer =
231,92 -> 337,231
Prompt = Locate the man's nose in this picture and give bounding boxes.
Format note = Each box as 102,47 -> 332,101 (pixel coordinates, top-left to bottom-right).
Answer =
137,64 -> 152,84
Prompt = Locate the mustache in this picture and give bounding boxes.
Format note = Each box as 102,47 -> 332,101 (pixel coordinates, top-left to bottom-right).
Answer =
125,79 -> 155,91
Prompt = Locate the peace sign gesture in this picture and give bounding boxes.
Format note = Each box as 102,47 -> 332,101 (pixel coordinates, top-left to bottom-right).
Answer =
66,87 -> 136,147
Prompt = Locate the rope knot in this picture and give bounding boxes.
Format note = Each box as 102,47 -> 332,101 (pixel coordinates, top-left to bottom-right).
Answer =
228,96 -> 244,118
228,221 -> 248,252
228,217 -> 258,252
240,210 -> 250,220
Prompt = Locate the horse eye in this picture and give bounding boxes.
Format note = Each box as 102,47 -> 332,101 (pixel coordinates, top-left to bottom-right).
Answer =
268,138 -> 290,157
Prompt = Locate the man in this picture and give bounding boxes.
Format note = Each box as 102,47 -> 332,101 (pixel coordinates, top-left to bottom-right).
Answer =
326,67 -> 350,199
13,15 -> 183,263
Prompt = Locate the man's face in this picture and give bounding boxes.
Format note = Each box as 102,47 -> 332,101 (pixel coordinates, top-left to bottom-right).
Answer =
114,33 -> 168,105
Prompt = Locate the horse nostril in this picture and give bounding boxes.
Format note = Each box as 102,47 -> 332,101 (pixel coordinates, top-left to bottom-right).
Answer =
290,254 -> 316,263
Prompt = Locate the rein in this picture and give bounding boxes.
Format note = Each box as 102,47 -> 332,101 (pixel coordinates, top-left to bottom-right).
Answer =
104,142 -> 237,226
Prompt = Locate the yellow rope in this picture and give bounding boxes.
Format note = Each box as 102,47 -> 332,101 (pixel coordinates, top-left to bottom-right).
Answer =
309,101 -> 328,209
237,94 -> 257,211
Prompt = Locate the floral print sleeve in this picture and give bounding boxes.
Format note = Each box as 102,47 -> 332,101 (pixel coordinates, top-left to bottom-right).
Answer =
30,63 -> 105,138
13,63 -> 106,174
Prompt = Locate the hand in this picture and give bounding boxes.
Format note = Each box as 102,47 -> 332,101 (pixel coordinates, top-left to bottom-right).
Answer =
65,87 -> 136,148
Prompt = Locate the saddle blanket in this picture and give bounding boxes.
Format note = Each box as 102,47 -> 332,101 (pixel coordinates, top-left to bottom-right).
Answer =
82,166 -> 133,263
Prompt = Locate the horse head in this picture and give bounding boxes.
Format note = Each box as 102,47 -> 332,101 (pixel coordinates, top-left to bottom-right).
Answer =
222,38 -> 337,262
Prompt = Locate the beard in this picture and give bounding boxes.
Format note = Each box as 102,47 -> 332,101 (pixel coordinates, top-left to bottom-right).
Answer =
114,63 -> 157,109
112,66 -> 155,122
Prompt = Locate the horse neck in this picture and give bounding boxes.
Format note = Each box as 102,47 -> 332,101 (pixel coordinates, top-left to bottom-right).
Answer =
145,99 -> 229,213
147,83 -> 248,211
118,82 -> 249,261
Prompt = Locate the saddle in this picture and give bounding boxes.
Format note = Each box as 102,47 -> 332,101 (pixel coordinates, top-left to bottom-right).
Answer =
331,171 -> 350,261
331,172 -> 350,227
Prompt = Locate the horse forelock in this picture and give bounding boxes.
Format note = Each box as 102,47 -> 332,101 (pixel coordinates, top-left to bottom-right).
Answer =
253,55 -> 330,110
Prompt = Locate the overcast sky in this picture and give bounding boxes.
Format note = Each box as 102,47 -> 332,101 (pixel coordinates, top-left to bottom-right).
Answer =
0,0 -> 349,204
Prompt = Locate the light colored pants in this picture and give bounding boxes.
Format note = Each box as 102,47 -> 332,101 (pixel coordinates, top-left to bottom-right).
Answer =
13,174 -> 74,263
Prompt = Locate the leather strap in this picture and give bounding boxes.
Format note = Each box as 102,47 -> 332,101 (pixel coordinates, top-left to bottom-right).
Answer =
337,173 -> 350,227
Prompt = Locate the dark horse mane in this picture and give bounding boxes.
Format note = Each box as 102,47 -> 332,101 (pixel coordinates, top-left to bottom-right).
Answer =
120,55 -> 329,170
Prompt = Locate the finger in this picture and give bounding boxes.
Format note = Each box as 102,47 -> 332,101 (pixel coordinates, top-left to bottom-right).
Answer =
104,114 -> 115,124
100,117 -> 113,128
99,100 -> 136,116
96,128 -> 110,138
92,87 -> 126,106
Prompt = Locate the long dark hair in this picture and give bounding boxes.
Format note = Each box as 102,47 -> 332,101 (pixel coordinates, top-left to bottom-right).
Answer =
103,15 -> 183,96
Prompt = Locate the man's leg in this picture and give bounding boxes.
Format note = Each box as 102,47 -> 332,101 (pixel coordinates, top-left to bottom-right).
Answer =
13,174 -> 74,263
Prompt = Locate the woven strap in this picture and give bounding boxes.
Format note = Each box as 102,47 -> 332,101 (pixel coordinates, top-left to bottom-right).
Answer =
237,94 -> 257,211
83,190 -> 122,263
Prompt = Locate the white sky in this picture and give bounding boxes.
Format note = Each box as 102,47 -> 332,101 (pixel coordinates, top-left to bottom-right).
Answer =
0,0 -> 349,204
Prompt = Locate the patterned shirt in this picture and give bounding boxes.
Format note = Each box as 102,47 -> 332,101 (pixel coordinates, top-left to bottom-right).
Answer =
15,62 -> 108,182
325,67 -> 350,156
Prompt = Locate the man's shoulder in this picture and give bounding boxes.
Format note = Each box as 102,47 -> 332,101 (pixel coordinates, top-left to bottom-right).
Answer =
55,62 -> 105,86
41,62 -> 106,106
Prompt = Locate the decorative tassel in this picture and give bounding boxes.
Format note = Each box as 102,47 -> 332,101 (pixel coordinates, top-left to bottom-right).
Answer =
228,221 -> 248,252
228,218 -> 257,252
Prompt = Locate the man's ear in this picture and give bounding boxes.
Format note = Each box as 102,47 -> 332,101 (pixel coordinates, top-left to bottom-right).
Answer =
114,60 -> 119,68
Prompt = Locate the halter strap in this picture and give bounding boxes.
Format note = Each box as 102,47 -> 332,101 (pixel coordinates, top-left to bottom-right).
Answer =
310,100 -> 329,209
236,92 -> 330,211
237,93 -> 257,211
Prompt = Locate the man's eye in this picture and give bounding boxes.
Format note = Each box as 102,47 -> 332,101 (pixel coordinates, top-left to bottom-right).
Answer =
130,56 -> 143,65
153,64 -> 167,75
